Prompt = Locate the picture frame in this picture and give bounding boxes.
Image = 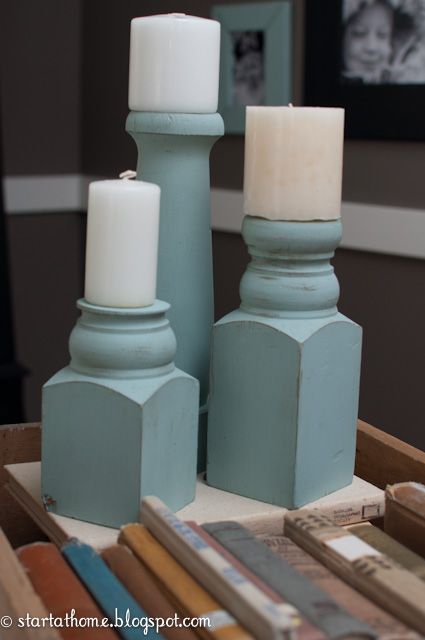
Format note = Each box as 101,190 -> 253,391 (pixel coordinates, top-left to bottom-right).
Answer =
211,1 -> 292,134
305,0 -> 425,140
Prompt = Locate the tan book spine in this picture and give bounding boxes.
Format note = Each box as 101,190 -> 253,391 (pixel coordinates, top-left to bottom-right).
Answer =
101,544 -> 198,640
0,529 -> 60,640
285,509 -> 425,636
264,534 -> 419,640
348,522 -> 425,581
119,524 -> 253,640
385,482 -> 425,558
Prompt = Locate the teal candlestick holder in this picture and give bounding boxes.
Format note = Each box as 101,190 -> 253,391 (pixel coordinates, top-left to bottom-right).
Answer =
126,112 -> 224,470
41,299 -> 199,528
207,216 -> 362,508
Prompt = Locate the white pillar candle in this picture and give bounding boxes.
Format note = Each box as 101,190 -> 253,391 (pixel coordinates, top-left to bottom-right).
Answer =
84,180 -> 160,308
128,13 -> 220,113
244,106 -> 345,221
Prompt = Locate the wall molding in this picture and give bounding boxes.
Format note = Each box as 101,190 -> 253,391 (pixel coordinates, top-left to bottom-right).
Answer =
3,175 -> 92,214
3,175 -> 425,260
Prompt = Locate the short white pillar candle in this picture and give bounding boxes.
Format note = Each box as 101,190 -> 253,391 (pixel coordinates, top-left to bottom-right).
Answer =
244,106 -> 345,221
128,13 -> 220,113
84,179 -> 160,308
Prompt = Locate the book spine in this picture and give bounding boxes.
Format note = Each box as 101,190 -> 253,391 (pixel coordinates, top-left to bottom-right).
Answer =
348,522 -> 425,581
0,533 -> 61,640
285,509 -> 425,636
62,540 -> 162,640
141,496 -> 295,640
314,496 -> 384,526
263,534 -> 420,640
188,522 -> 326,640
203,521 -> 375,640
119,523 -> 253,640
101,544 -> 198,640
16,541 -> 118,640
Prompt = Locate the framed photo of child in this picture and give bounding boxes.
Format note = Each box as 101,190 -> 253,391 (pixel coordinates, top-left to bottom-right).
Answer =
212,1 -> 292,134
305,0 -> 425,139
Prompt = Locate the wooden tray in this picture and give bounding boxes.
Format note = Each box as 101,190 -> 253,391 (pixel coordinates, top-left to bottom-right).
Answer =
1,420 -> 425,548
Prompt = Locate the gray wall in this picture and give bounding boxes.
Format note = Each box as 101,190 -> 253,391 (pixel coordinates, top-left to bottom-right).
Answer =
1,0 -> 425,450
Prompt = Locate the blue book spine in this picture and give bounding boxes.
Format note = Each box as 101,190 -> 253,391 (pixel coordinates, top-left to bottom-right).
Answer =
62,539 -> 163,640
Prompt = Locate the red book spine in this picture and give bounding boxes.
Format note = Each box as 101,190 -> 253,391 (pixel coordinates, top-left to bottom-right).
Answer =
16,542 -> 119,640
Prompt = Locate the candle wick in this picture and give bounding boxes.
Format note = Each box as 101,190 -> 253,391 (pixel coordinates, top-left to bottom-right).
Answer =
119,170 -> 137,180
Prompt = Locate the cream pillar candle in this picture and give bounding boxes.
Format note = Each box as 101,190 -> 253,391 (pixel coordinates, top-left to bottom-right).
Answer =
244,106 -> 345,221
128,13 -> 220,113
84,179 -> 160,308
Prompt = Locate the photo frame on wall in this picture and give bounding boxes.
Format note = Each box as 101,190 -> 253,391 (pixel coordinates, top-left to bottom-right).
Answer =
212,1 -> 292,134
305,0 -> 425,140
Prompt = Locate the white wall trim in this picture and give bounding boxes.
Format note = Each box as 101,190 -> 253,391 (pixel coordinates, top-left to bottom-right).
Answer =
3,174 -> 93,214
3,176 -> 425,260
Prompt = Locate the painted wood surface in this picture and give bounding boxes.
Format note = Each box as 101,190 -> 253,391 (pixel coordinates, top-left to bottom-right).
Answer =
208,217 -> 362,508
126,112 -> 224,471
42,300 -> 199,528
212,1 -> 292,134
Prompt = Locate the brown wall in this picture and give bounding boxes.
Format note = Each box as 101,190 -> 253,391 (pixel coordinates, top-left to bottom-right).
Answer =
0,0 -> 82,175
7,213 -> 85,420
0,0 -> 84,418
1,0 -> 425,450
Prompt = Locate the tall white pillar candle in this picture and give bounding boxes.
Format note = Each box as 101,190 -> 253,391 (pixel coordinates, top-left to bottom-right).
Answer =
84,180 -> 160,308
244,106 -> 345,221
128,13 -> 220,113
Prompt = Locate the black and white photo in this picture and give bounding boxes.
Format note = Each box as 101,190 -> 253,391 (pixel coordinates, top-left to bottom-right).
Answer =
213,1 -> 292,133
342,0 -> 425,84
231,30 -> 265,106
305,0 -> 425,139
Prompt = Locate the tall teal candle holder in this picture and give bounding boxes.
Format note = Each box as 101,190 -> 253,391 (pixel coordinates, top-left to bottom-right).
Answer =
207,217 -> 362,508
126,112 -> 224,470
41,299 -> 199,528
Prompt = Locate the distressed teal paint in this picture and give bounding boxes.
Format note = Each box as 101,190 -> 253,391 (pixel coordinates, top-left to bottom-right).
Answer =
42,299 -> 199,528
126,112 -> 224,471
207,217 -> 362,508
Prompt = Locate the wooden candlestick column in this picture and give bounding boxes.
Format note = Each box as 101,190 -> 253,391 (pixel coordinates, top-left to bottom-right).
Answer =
127,112 -> 224,470
42,299 -> 199,528
207,216 -> 362,508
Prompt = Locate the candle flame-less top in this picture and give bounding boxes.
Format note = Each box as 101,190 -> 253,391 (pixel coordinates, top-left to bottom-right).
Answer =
244,106 -> 345,221
128,13 -> 220,113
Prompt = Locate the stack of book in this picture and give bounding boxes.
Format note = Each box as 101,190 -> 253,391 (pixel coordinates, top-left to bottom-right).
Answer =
2,483 -> 425,639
